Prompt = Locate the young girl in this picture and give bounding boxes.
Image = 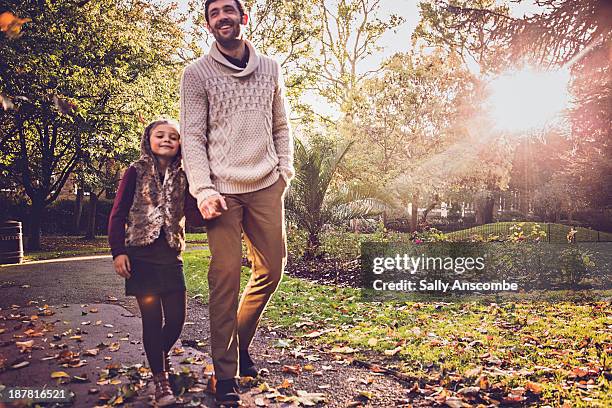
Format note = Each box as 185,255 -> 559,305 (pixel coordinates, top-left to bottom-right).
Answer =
108,119 -> 204,406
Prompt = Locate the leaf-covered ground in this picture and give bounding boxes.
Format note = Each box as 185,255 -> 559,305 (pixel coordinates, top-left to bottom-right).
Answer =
183,251 -> 612,407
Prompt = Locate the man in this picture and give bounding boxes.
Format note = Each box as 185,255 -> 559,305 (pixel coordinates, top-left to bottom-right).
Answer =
179,0 -> 294,406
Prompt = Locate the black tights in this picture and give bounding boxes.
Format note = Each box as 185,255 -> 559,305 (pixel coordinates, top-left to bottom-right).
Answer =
136,290 -> 186,375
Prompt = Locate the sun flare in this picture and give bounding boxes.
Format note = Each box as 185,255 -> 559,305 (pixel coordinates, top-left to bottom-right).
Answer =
486,67 -> 571,133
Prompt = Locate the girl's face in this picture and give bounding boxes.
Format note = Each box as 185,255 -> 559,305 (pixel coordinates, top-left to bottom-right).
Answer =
149,123 -> 180,159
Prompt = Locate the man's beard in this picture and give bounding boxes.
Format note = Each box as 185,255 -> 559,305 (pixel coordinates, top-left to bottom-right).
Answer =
212,19 -> 242,48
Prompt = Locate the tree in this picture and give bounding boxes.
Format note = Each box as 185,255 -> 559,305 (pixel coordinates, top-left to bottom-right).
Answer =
313,0 -> 404,116
285,137 -> 380,259
0,0 -> 185,249
416,0 -> 612,210
187,0 -> 320,118
350,48 -> 478,230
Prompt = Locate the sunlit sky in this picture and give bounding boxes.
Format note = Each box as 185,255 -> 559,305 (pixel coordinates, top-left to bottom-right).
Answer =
177,1 -> 546,120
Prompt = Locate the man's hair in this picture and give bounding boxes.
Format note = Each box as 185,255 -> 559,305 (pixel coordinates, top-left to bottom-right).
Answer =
204,0 -> 245,23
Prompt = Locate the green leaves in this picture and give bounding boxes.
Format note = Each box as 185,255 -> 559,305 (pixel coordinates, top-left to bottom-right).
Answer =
0,0 -> 186,247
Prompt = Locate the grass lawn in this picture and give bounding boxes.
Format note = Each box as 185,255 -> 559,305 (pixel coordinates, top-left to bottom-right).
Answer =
22,233 -> 208,262
183,250 -> 611,407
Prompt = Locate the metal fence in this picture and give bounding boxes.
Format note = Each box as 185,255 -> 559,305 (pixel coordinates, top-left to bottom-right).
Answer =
442,222 -> 612,243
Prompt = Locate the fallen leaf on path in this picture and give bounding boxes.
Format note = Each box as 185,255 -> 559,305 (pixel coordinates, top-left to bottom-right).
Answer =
296,390 -> 327,406
477,375 -> 489,390
360,377 -> 374,385
464,366 -> 482,378
277,378 -> 293,389
0,11 -> 31,39
67,359 -> 87,368
274,339 -> 292,348
11,360 -> 29,369
16,340 -> 34,352
444,397 -> 471,408
58,350 -> 76,363
384,346 -> 402,356
282,364 -> 301,375
502,394 -> 526,404
84,348 -> 99,356
23,329 -> 44,337
51,371 -> 70,378
525,381 -> 543,394
457,386 -> 480,396
330,346 -> 357,354
358,390 -> 374,400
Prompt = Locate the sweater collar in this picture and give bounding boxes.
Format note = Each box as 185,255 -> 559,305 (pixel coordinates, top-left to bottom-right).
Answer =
210,39 -> 259,78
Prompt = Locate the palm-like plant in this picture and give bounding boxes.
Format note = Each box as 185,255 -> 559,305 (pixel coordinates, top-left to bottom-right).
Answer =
285,138 -> 382,259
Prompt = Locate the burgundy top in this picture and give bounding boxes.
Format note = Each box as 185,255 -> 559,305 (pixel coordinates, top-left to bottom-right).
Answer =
108,166 -> 204,258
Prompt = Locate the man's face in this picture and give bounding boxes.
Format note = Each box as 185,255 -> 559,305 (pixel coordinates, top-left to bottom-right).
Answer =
206,0 -> 246,44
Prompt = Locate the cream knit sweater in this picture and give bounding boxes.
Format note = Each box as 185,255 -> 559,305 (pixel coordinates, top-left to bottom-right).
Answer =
180,40 -> 294,207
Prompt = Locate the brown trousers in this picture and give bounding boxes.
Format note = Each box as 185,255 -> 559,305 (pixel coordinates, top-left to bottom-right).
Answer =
206,176 -> 287,380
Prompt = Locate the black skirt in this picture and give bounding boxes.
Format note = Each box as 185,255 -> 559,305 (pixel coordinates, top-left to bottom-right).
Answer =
125,260 -> 185,296
124,234 -> 186,296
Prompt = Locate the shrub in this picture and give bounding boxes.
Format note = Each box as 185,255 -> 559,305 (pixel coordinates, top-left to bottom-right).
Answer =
496,210 -> 527,222
0,198 -> 113,236
287,227 -> 308,260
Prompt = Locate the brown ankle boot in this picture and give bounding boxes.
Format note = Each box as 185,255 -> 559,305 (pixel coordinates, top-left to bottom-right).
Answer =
153,371 -> 176,407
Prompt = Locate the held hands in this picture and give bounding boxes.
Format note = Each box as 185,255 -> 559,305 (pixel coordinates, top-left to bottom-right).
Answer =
113,254 -> 131,279
199,194 -> 228,220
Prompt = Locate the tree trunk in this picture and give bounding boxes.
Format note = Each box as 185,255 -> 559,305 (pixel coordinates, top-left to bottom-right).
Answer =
519,190 -> 530,215
304,230 -> 321,260
410,193 -> 419,232
421,195 -> 440,224
28,200 -> 44,250
72,186 -> 84,235
475,195 -> 495,225
84,193 -> 98,240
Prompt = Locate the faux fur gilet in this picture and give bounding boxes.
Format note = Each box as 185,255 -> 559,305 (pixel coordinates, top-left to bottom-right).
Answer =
125,142 -> 187,252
